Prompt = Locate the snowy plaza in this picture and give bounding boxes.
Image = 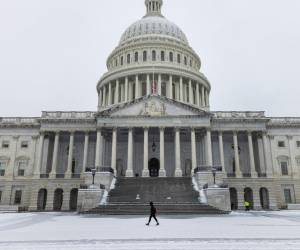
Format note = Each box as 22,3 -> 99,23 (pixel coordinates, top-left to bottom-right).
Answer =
1,211 -> 300,250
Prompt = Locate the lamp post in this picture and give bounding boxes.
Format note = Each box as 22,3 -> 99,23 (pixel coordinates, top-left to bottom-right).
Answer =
91,168 -> 96,185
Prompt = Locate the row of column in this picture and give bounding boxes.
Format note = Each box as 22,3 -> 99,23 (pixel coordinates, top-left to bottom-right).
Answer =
109,127 -> 270,178
33,129 -> 271,179
98,74 -> 209,108
34,131 -> 93,179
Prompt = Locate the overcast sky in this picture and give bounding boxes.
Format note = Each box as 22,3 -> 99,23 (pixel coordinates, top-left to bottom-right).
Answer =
0,0 -> 300,117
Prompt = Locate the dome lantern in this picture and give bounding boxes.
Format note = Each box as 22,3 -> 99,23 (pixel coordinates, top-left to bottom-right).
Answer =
145,0 -> 163,17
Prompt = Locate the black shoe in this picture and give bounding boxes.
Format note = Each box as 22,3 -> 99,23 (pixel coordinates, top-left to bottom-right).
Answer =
156,223 -> 159,226
146,223 -> 149,226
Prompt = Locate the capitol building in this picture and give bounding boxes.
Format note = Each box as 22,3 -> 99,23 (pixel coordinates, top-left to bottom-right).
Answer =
1,0 -> 300,213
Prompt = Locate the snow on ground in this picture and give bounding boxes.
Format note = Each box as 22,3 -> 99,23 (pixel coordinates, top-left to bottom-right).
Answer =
1,211 -> 300,249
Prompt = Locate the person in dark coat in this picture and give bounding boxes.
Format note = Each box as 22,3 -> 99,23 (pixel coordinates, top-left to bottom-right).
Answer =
146,202 -> 159,226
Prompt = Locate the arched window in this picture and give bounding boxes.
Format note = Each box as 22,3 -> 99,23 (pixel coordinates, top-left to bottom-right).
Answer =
134,52 -> 139,62
127,54 -> 131,64
143,51 -> 147,62
152,50 -> 156,61
184,56 -> 187,65
229,188 -> 238,210
260,188 -> 270,210
161,51 -> 165,61
115,59 -> 118,67
177,54 -> 181,63
120,56 -> 124,65
169,52 -> 173,62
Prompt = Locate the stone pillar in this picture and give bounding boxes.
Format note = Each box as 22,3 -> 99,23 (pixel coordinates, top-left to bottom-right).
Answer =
218,132 -> 225,173
102,85 -> 106,106
248,131 -> 258,178
262,132 -> 273,177
201,86 -> 205,107
95,130 -> 102,170
189,79 -> 193,104
50,132 -> 60,179
126,128 -> 134,177
143,127 -> 149,177
287,135 -> 298,178
159,127 -> 166,177
175,128 -> 182,177
120,83 -> 125,102
34,132 -> 44,178
111,128 -> 117,174
135,75 -> 139,99
191,128 -> 197,170
233,132 -> 242,177
269,136 -> 280,177
115,79 -> 119,104
65,132 -> 75,178
108,82 -> 112,105
196,83 -> 200,106
125,77 -> 129,101
82,131 -> 89,176
168,75 -> 173,99
98,89 -> 102,109
205,89 -> 209,107
206,129 -> 213,166
146,74 -> 151,95
179,77 -> 183,102
158,74 -> 162,95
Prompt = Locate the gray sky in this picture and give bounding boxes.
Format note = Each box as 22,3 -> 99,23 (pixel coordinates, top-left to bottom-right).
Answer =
0,0 -> 300,117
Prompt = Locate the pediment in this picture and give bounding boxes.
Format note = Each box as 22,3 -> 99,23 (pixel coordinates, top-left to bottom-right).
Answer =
98,95 -> 210,117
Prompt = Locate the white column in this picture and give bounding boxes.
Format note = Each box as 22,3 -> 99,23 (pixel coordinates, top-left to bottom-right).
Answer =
50,132 -> 60,178
159,127 -> 166,177
191,128 -> 197,170
95,130 -> 102,169
168,75 -> 173,99
111,128 -> 117,174
98,89 -> 102,109
135,75 -> 139,99
196,83 -> 200,106
287,135 -> 298,178
233,132 -> 242,177
179,77 -> 183,102
146,74 -> 151,95
115,79 -> 119,104
175,128 -> 182,177
65,131 -> 75,178
143,127 -> 149,177
248,131 -> 258,178
218,131 -> 225,173
82,131 -> 89,176
120,83 -> 125,102
126,128 -> 134,177
206,129 -> 213,166
189,79 -> 193,104
125,77 -> 129,101
158,74 -> 162,95
206,89 -> 209,107
201,86 -> 205,107
34,132 -> 44,177
108,82 -> 112,105
262,132 -> 273,177
102,86 -> 106,106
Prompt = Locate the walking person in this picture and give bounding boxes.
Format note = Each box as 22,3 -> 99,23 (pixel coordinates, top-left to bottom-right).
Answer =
146,202 -> 159,226
244,201 -> 250,211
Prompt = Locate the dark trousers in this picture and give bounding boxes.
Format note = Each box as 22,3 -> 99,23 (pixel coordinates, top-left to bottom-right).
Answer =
148,214 -> 158,224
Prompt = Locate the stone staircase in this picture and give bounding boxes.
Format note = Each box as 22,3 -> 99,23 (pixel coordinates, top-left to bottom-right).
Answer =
87,178 -> 229,215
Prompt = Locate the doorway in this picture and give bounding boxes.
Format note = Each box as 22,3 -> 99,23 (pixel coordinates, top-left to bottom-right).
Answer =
148,158 -> 160,177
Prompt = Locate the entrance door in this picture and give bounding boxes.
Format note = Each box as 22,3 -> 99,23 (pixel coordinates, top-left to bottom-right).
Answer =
148,158 -> 160,177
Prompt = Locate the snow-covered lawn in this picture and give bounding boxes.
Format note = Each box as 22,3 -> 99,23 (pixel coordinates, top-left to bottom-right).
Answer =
1,211 -> 300,249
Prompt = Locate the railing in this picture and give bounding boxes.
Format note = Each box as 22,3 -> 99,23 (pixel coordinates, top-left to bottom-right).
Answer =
0,117 -> 39,124
243,173 -> 251,178
99,167 -> 114,173
72,174 -> 81,179
56,174 -> 65,179
269,117 -> 300,126
42,111 -> 96,119
227,173 -> 236,178
194,166 -> 222,173
40,174 -> 49,179
258,173 -> 267,178
213,111 -> 265,119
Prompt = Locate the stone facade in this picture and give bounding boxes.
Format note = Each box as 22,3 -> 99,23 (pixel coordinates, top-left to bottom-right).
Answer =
1,0 -> 300,211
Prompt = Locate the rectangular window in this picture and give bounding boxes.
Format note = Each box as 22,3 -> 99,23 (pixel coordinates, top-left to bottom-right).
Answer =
18,160 -> 27,176
281,162 -> 288,175
0,161 -> 6,176
2,141 -> 9,148
278,141 -> 285,148
21,141 -> 28,148
297,141 -> 300,148
284,189 -> 292,204
14,190 -> 22,205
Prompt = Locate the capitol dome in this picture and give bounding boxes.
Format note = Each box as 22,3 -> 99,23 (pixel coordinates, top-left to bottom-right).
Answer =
119,16 -> 189,46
